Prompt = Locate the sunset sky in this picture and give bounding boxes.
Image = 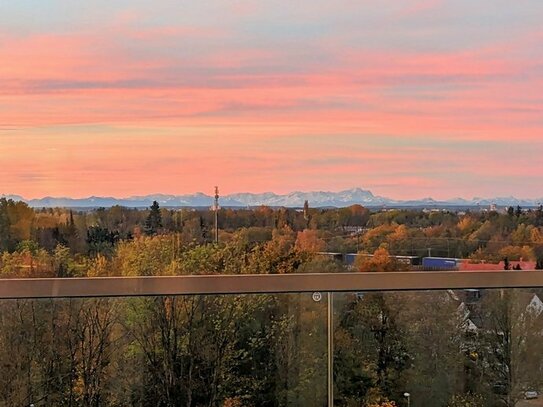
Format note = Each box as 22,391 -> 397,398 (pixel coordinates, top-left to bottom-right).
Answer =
1,0 -> 542,200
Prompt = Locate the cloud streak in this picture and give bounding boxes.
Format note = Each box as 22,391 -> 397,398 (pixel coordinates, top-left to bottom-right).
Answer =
0,1 -> 542,199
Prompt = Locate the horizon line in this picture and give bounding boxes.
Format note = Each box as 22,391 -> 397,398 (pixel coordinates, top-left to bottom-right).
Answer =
2,187 -> 543,204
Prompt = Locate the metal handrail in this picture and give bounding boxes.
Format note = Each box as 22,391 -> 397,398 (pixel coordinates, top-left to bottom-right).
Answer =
0,271 -> 542,299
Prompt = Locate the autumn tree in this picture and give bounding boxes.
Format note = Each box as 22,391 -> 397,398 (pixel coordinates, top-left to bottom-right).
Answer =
335,292 -> 409,405
473,289 -> 543,406
447,393 -> 484,407
0,198 -> 34,252
399,292 -> 464,406
368,400 -> 397,407
356,247 -> 401,272
294,229 -> 326,253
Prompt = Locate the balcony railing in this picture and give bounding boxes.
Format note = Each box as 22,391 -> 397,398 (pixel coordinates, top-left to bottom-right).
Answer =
1,271 -> 543,298
0,271 -> 541,407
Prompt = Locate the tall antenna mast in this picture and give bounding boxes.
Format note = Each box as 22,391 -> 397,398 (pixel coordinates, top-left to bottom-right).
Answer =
213,186 -> 220,244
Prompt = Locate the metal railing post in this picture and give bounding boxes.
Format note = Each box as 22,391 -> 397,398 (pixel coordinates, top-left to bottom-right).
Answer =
328,291 -> 334,407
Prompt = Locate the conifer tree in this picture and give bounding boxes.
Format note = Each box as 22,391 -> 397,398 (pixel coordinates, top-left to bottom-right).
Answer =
145,201 -> 163,235
536,205 -> 543,226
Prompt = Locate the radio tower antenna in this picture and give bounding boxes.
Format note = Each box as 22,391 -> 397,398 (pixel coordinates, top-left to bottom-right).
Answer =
213,186 -> 220,244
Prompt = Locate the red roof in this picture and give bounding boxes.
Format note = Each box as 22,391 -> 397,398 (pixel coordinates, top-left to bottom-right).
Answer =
459,260 -> 536,271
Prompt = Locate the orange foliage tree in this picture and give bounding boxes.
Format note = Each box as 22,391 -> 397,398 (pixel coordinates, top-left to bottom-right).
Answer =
356,247 -> 400,272
295,229 -> 326,253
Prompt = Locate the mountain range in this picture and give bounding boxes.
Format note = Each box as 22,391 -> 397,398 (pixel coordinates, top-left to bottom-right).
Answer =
2,188 -> 542,208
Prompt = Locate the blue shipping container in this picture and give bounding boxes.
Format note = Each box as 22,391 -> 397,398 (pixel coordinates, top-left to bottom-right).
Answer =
422,257 -> 460,270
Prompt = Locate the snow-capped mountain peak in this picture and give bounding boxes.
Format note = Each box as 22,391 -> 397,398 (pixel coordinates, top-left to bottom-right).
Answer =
2,189 -> 542,208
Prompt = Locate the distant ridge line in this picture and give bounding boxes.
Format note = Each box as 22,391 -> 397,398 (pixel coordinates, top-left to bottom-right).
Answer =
2,188 -> 542,209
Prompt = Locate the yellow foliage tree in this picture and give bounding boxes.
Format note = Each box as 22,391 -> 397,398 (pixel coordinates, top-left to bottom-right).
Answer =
388,224 -> 408,241
458,216 -> 477,234
367,400 -> 397,407
530,227 -> 543,244
498,245 -> 535,261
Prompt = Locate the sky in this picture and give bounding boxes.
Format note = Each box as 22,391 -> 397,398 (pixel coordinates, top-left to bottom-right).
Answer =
1,0 -> 542,200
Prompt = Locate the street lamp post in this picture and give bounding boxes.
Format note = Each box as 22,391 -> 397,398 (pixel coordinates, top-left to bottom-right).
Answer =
403,392 -> 410,407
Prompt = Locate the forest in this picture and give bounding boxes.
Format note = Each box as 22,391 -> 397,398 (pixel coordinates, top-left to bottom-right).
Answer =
1,198 -> 543,406
1,198 -> 543,278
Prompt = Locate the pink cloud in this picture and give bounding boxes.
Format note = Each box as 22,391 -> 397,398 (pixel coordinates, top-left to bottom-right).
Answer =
394,0 -> 444,18
1,22 -> 542,199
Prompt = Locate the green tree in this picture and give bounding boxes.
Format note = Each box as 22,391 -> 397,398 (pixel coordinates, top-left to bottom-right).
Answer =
303,200 -> 310,221
86,226 -> 119,257
536,205 -> 543,226
0,198 -> 35,252
0,198 -> 11,252
145,201 -> 163,235
53,244 -> 76,277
